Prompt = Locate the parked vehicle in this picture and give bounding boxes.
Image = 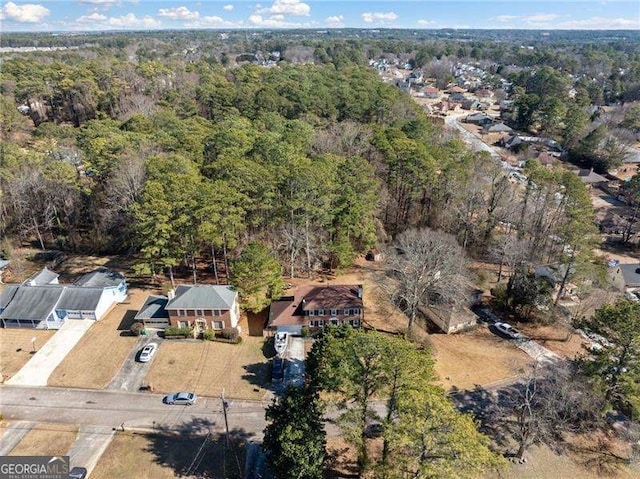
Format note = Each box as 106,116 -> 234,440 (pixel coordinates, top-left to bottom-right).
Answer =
69,467 -> 88,479
164,392 -> 197,405
474,307 -> 500,324
138,342 -> 158,362
274,332 -> 289,356
624,291 -> 639,302
272,357 -> 286,382
493,322 -> 523,339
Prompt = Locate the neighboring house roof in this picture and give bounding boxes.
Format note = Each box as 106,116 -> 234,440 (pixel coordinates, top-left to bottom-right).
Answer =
619,263 -> 640,287
0,286 -> 64,321
535,264 -> 574,286
448,86 -> 466,93
75,267 -> 124,288
165,284 -> 237,310
135,295 -> 170,321
466,113 -> 492,122
503,135 -> 523,149
57,287 -> 105,311
485,123 -> 513,133
578,169 -> 607,184
26,267 -> 59,285
0,259 -> 9,269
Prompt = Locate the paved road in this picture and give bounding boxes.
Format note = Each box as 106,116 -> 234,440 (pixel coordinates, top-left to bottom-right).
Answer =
106,336 -> 161,391
444,113 -> 502,160
7,320 -> 93,386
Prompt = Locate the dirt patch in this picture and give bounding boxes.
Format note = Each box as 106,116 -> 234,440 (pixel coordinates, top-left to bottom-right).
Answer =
8,424 -> 78,457
0,329 -> 55,383
515,323 -> 590,359
144,336 -> 271,400
47,288 -> 148,389
428,326 -> 532,390
92,430 -> 247,479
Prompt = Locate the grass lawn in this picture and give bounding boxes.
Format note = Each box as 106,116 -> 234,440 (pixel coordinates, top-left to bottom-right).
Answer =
0,328 -> 55,383
47,288 -> 147,389
92,430 -> 247,479
429,326 -> 532,390
8,424 -> 78,457
145,336 -> 271,400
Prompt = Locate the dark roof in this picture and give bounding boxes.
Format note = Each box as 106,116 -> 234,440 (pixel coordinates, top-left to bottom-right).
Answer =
302,285 -> 364,311
57,287 -> 104,311
75,267 -> 124,288
0,286 -> 64,321
578,169 -> 607,184
26,267 -> 59,285
619,263 -> 640,287
135,295 -> 170,321
165,284 -> 237,310
486,123 -> 513,133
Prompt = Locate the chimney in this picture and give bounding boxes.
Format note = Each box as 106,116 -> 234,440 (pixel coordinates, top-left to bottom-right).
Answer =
167,289 -> 175,300
357,286 -> 363,299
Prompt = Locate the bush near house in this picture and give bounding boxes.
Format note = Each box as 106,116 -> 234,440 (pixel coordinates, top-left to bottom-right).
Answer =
130,322 -> 144,336
163,327 -> 192,339
202,328 -> 242,344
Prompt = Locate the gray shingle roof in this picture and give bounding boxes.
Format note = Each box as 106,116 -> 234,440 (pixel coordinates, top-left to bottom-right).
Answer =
26,267 -> 59,285
74,267 -> 124,288
0,286 -> 64,321
57,287 -> 104,311
135,295 -> 170,321
0,285 -> 20,310
165,285 -> 237,310
620,263 -> 640,287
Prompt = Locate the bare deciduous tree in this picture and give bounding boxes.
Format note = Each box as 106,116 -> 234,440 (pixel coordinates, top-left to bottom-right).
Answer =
385,227 -> 471,335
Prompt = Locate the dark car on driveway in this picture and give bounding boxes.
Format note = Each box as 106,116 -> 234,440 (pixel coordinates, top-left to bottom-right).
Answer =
163,391 -> 197,405
272,357 -> 286,382
69,467 -> 88,479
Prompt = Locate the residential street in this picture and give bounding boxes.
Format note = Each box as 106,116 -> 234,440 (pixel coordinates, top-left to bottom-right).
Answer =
444,113 -> 502,160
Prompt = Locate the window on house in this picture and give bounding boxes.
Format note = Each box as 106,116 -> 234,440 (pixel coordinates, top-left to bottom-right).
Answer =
350,320 -> 361,327
196,309 -> 204,316
330,309 -> 337,316
213,321 -> 224,329
178,310 -> 186,317
330,318 -> 339,325
178,321 -> 189,328
309,310 -> 315,316
318,309 -> 325,316
213,310 -> 221,317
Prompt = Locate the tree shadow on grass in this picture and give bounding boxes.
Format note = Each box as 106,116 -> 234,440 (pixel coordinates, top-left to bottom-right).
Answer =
145,419 -> 251,479
242,362 -> 272,391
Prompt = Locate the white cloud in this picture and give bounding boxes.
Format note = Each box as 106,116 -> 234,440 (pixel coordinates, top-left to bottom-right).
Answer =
158,6 -> 199,20
78,0 -> 118,5
325,15 -> 344,27
523,13 -> 560,23
186,15 -> 241,28
362,12 -> 397,23
417,19 -> 436,26
495,15 -> 518,22
76,12 -> 108,22
223,4 -> 234,11
556,16 -> 639,29
1,1 -> 50,23
257,0 -> 310,17
248,13 -> 312,27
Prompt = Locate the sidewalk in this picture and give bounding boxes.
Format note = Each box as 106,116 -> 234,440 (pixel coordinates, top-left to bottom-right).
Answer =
6,320 -> 93,386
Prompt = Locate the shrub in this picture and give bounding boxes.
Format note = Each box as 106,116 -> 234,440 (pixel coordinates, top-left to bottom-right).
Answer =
301,326 -> 310,338
130,322 -> 144,336
164,326 -> 192,338
216,328 -> 240,341
203,329 -> 215,341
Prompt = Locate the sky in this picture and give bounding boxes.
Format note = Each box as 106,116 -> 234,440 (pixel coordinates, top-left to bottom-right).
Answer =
0,0 -> 638,32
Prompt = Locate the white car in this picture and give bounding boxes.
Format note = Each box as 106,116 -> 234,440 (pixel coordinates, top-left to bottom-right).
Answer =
494,322 -> 523,339
138,342 -> 158,362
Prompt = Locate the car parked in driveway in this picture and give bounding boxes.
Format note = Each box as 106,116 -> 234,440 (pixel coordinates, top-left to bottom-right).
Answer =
69,467 -> 88,479
474,307 -> 500,324
271,357 -> 286,382
493,322 -> 523,339
138,342 -> 158,362
164,391 -> 197,405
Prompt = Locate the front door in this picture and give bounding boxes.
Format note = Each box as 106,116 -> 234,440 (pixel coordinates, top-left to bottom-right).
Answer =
195,319 -> 206,334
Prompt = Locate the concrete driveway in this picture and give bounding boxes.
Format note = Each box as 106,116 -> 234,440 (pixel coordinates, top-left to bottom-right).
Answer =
6,320 -> 93,386
107,335 -> 162,392
0,421 -> 35,455
67,425 -> 115,475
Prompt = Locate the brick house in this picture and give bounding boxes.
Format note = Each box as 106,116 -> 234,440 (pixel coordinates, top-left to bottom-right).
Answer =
267,284 -> 364,334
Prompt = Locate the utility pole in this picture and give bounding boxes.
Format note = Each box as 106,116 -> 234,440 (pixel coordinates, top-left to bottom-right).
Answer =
221,388 -> 230,478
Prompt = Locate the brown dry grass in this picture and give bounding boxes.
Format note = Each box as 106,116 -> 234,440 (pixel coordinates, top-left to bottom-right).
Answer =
8,424 -> 78,457
144,336 -> 270,400
516,323 -> 590,359
428,327 -> 532,390
0,328 -> 55,382
47,288 -> 147,389
92,430 -> 246,479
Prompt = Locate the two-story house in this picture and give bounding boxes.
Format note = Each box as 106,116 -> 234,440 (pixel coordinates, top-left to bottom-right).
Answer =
135,284 -> 240,334
267,284 -> 364,334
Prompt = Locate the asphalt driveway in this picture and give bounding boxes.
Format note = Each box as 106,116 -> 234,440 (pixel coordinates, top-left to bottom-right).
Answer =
106,335 -> 162,392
